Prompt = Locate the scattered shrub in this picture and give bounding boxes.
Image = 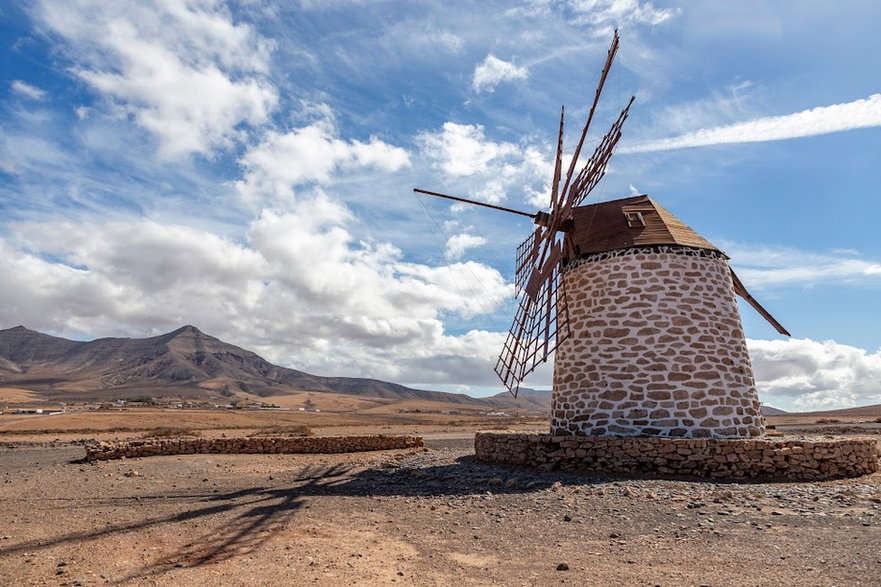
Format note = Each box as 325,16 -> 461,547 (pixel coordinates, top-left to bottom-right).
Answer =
141,427 -> 202,438
815,418 -> 842,424
248,425 -> 313,437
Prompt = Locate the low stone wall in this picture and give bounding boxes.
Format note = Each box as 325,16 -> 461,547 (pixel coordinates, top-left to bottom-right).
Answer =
475,432 -> 880,480
85,434 -> 423,461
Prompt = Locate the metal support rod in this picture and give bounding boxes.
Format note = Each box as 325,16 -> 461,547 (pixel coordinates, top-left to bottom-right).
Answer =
413,188 -> 536,219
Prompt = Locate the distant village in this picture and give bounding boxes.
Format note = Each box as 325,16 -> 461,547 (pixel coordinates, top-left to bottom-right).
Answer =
2,398 -> 514,418
2,398 -> 314,415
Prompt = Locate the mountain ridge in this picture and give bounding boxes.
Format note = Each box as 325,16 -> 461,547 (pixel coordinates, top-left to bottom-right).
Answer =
0,325 -> 548,410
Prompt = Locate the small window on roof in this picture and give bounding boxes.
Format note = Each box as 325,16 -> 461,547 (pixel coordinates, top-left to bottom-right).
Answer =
624,211 -> 646,228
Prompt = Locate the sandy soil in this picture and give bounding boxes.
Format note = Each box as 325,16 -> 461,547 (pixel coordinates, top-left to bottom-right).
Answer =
1,428 -> 880,586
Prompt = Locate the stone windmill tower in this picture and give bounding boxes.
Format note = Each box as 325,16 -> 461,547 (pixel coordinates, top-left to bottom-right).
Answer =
415,32 -> 788,439
549,195 -> 788,438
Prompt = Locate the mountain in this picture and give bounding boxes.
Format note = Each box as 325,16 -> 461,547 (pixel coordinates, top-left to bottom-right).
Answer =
0,325 -> 540,409
760,405 -> 788,416
492,387 -> 551,399
795,404 -> 881,418
490,387 -> 552,410
8,326 -> 868,417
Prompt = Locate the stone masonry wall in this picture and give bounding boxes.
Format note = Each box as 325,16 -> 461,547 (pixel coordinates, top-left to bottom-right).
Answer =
84,434 -> 423,461
475,432 -> 880,480
553,246 -> 763,438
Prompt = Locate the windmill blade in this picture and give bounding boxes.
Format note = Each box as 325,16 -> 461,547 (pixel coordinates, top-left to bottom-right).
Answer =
558,29 -> 620,204
413,188 -> 536,219
526,98 -> 635,277
730,269 -> 791,336
495,243 -> 571,395
525,239 -> 563,300
563,96 -> 635,209
515,227 -> 543,295
549,106 -> 566,216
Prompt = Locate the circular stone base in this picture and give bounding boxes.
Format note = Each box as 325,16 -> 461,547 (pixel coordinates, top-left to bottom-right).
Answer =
474,432 -> 879,480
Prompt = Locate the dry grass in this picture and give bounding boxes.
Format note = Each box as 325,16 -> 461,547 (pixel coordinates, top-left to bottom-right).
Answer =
140,427 -> 202,439
0,426 -> 138,436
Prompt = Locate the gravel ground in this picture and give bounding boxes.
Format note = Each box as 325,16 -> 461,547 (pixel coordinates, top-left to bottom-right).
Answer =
1,437 -> 880,586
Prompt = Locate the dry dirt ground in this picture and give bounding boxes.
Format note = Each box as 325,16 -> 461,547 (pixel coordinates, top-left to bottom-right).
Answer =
1,425 -> 880,587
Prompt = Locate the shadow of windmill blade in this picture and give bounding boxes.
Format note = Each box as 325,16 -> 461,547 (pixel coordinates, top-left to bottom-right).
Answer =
107,463 -> 357,584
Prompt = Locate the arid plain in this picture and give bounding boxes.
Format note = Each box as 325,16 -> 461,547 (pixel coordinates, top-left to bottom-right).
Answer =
2,392 -> 880,586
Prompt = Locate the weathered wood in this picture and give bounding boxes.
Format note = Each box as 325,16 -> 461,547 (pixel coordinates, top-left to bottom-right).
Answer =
565,195 -> 719,256
413,188 -> 536,219
730,269 -> 791,336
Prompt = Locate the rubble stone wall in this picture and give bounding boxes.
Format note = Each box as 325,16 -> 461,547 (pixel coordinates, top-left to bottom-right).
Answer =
475,432 -> 880,480
85,434 -> 423,461
553,246 -> 764,438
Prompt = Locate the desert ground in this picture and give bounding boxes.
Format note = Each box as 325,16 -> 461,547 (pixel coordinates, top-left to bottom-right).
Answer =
1,407 -> 880,586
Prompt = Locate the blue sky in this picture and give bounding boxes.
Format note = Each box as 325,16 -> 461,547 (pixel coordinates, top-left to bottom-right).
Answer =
1,1 -> 879,412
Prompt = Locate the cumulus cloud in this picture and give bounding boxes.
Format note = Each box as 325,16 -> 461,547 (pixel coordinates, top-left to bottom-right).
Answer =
34,0 -> 277,159
723,243 -> 881,289
10,80 -> 47,100
445,233 -> 487,261
1,201 -> 513,386
417,122 -> 550,205
235,110 -> 410,204
419,122 -> 518,177
622,93 -> 881,153
749,338 -> 881,412
472,55 -> 528,93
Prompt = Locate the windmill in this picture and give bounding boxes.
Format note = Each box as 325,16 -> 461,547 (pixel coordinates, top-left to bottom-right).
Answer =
416,32 -> 788,438
417,31 -> 631,389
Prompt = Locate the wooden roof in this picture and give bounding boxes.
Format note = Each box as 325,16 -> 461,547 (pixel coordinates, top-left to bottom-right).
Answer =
560,195 -> 791,336
564,194 -> 721,257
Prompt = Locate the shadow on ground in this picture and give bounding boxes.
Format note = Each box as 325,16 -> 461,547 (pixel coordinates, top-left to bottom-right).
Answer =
1,451 -> 618,583
3,441 -> 825,583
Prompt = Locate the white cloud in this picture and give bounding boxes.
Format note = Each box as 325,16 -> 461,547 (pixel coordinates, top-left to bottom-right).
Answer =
1,201 -> 513,386
749,338 -> 881,412
10,80 -> 47,100
380,23 -> 464,56
236,109 -> 410,204
567,0 -> 679,32
445,233 -> 487,261
34,0 -> 278,159
419,123 -> 518,178
514,0 -> 678,32
472,55 -> 528,93
622,93 -> 881,153
425,30 -> 465,54
417,122 -> 550,206
636,82 -> 758,138
0,132 -> 76,177
724,243 -> 881,289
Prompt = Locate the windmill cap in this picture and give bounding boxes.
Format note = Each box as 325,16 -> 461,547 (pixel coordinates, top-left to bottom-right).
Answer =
566,194 -> 722,256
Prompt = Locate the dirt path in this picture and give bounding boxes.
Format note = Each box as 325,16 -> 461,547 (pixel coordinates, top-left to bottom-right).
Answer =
1,439 -> 880,586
